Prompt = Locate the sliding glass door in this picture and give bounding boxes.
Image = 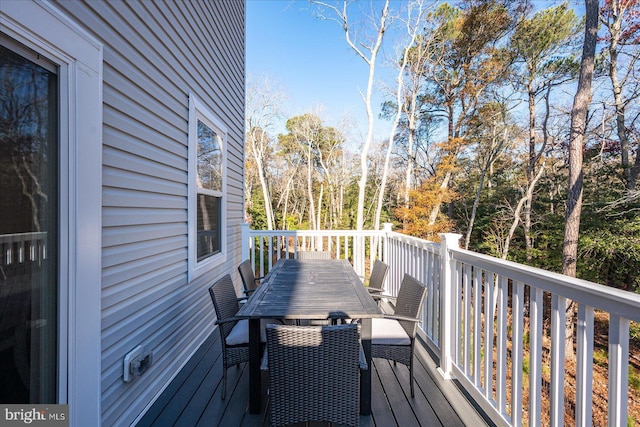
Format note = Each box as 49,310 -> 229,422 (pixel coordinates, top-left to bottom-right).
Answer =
0,39 -> 58,403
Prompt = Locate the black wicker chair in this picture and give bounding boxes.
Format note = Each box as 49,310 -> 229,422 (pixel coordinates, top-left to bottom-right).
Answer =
371,273 -> 426,397
265,324 -> 361,427
208,274 -> 275,399
365,259 -> 389,295
237,259 -> 262,297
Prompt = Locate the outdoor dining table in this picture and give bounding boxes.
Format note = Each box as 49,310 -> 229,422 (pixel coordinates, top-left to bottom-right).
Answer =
236,258 -> 383,415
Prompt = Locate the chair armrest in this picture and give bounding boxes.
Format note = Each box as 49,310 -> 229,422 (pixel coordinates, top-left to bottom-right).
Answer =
359,344 -> 368,370
214,317 -> 241,326
261,346 -> 269,371
366,287 -> 384,294
371,293 -> 396,303
382,314 -> 420,323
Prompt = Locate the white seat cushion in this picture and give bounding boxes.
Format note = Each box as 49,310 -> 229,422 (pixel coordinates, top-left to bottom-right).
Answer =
371,318 -> 411,345
225,318 -> 279,346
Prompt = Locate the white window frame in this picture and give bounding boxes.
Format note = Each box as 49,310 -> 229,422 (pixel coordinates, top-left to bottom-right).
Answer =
1,1 -> 102,424
188,94 -> 228,281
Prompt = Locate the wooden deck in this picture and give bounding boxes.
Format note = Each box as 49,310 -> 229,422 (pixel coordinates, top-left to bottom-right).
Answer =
136,328 -> 490,427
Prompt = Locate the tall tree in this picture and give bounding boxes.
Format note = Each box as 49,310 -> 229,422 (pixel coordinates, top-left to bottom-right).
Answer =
279,114 -> 323,229
509,3 -> 579,260
278,113 -> 345,230
600,0 -> 640,190
418,1 -> 518,226
312,0 -> 390,230
462,102 -> 515,250
374,0 -> 434,234
245,74 -> 286,230
562,0 -> 599,358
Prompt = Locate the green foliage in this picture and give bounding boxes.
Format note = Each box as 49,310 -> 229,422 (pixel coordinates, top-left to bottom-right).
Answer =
630,366 -> 640,392
510,2 -> 579,71
631,322 -> 640,341
578,190 -> 640,293
593,348 -> 608,367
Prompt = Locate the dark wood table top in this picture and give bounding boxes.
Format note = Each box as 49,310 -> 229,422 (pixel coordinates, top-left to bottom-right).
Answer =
237,259 -> 382,320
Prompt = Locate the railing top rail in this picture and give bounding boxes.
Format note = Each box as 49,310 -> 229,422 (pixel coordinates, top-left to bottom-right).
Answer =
0,232 -> 48,243
387,231 -> 440,252
450,247 -> 640,322
247,229 -> 388,238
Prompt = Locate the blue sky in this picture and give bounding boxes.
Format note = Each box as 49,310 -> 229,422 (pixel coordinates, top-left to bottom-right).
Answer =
245,0 -> 582,145
246,0 -> 395,144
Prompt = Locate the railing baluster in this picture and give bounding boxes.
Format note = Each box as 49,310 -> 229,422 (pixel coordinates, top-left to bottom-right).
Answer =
454,260 -> 462,366
464,263 -> 472,376
473,267 -> 482,389
259,235 -> 265,277
608,314 -> 629,427
576,303 -> 594,427
511,281 -> 524,427
484,271 -> 494,401
550,294 -> 566,427
529,287 -> 543,427
496,275 -> 508,413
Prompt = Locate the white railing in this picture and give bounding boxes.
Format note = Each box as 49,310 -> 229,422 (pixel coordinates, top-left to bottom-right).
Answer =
441,235 -> 640,427
0,232 -> 47,279
241,223 -> 390,280
241,224 -> 640,427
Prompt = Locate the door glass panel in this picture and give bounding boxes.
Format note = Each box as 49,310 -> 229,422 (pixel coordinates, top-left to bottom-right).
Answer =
0,42 -> 58,403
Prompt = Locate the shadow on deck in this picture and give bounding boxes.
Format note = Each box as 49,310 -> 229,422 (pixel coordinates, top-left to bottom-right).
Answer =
136,328 -> 491,427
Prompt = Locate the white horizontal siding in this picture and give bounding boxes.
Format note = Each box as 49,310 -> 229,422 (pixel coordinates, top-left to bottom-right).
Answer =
51,0 -> 244,425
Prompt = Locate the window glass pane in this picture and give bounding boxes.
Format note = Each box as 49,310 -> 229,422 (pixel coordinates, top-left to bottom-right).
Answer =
197,120 -> 222,192
196,194 -> 221,261
0,42 -> 58,403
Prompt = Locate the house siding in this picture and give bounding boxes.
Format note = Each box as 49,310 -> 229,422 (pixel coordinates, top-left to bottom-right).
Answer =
49,1 -> 245,425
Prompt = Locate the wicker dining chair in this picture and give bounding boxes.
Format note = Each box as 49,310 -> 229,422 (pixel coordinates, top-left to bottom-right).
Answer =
365,259 -> 389,295
296,250 -> 332,260
265,324 -> 361,427
237,259 -> 262,297
371,273 -> 426,397
208,274 -> 275,399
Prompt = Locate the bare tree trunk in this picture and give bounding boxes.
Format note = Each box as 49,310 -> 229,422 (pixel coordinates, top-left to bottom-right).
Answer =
251,141 -> 275,230
562,0 -> 598,359
404,124 -> 415,208
465,127 -> 507,250
465,166 -> 488,250
245,75 -> 285,230
502,163 -> 545,259
631,153 -> 640,190
428,171 -> 451,225
306,143 -> 317,229
313,0 -> 390,230
374,0 -> 428,234
523,82 -> 537,261
604,0 -> 635,189
428,99 -> 456,225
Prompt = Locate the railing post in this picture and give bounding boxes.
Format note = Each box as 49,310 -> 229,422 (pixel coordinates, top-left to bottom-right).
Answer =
381,223 -> 392,264
438,232 -> 462,380
241,223 -> 250,262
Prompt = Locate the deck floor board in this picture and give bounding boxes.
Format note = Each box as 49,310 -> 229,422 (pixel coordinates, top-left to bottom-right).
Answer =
137,332 -> 489,427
